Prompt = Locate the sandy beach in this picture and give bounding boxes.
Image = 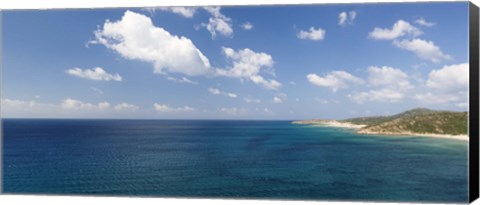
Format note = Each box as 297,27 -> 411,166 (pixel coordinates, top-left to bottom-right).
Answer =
313,121 -> 366,129
293,120 -> 469,141
357,130 -> 469,141
292,120 -> 366,129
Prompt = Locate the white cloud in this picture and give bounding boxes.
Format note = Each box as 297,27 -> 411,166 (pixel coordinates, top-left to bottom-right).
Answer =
1,98 -> 57,117
393,38 -> 451,63
1,98 -> 38,110
92,10 -> 212,76
241,22 -> 253,30
348,66 -> 413,104
208,88 -> 221,95
91,87 -> 104,95
348,88 -> 406,104
244,98 -> 261,103
339,12 -> 348,26
417,63 -> 469,106
297,27 -> 326,41
263,108 -> 274,114
369,20 -> 422,40
349,11 -> 357,22
114,103 -> 139,111
368,66 -> 413,90
307,71 -> 364,92
208,88 -> 237,98
66,67 -> 122,81
273,97 -> 282,104
456,102 -> 468,109
315,98 -> 329,104
217,47 -> 281,90
339,11 -> 356,26
249,75 -> 281,90
414,92 -> 462,104
425,63 -> 468,92
98,102 -> 110,110
2,98 -> 140,117
167,76 -> 197,84
154,103 -> 195,112
225,93 -> 237,98
158,7 -> 197,18
61,98 -> 110,110
414,17 -> 436,27
200,6 -> 233,38
218,107 -> 247,115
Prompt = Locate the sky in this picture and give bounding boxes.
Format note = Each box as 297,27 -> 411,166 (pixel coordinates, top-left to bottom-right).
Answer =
0,2 -> 471,120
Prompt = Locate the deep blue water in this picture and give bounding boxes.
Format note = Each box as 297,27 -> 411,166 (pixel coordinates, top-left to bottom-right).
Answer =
2,119 -> 468,202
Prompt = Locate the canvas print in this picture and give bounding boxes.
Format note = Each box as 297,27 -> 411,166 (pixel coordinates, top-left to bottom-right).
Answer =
1,2 -> 473,203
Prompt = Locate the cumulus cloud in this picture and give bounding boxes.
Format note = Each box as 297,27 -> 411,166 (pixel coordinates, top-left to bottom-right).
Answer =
92,10 -> 212,76
348,66 -> 413,103
208,88 -> 237,98
297,27 -> 326,41
339,11 -> 356,26
249,75 -> 281,90
393,38 -> 451,63
158,7 -> 197,18
217,47 -> 281,90
414,17 -> 436,27
61,98 -> 110,110
415,63 -> 468,107
425,63 -> 468,92
114,103 -> 139,111
368,66 -> 413,90
199,6 -> 233,38
241,22 -> 253,30
66,67 -> 122,81
414,92 -> 462,104
154,103 -> 195,112
307,71 -> 364,92
369,20 -> 422,40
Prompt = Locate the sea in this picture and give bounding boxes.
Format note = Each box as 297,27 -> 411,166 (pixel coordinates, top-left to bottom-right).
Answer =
2,119 -> 469,202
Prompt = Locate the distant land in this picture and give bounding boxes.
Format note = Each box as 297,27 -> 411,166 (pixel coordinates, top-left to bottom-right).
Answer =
293,108 -> 468,141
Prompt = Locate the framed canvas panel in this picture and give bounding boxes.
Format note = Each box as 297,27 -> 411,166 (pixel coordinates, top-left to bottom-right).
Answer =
1,1 -> 479,204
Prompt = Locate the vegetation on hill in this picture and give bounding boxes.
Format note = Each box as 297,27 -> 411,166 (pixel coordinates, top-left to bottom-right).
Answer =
342,108 -> 468,136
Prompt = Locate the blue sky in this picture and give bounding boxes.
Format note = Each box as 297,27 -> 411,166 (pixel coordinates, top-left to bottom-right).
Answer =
1,2 -> 470,119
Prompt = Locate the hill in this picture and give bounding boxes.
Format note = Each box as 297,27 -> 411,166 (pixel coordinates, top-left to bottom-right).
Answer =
343,108 -> 468,136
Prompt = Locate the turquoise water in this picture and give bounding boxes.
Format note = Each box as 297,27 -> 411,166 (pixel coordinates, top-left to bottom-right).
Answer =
2,119 -> 468,202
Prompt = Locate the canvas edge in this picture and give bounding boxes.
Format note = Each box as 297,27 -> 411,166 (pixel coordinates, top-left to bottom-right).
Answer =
469,1 -> 480,203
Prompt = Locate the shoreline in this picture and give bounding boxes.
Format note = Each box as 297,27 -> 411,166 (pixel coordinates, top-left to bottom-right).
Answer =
356,130 -> 469,141
292,120 -> 366,129
292,120 -> 468,141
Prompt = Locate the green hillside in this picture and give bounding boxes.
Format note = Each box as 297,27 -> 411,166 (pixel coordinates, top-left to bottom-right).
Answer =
343,108 -> 468,136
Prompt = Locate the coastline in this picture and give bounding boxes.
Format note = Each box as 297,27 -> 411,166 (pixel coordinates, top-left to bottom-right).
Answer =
292,120 -> 469,141
357,130 -> 469,141
292,120 -> 366,129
